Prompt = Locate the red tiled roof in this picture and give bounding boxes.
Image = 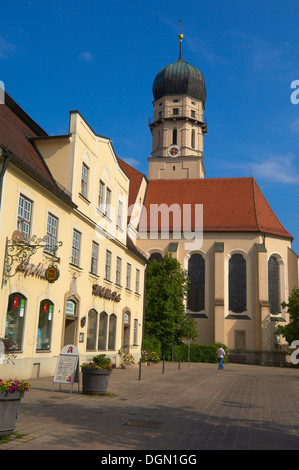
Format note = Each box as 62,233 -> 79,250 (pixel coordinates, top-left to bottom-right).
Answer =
117,157 -> 146,209
0,92 -> 59,189
139,178 -> 292,239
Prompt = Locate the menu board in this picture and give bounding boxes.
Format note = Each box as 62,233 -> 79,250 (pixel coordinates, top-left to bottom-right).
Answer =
52,345 -> 79,392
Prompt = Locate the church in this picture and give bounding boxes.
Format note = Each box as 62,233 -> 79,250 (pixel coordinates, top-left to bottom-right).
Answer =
118,32 -> 299,365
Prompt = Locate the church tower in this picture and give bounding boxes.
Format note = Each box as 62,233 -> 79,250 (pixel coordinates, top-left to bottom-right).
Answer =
148,31 -> 207,180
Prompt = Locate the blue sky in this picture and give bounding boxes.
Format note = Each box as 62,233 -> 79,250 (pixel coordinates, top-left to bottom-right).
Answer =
1,0 -> 299,252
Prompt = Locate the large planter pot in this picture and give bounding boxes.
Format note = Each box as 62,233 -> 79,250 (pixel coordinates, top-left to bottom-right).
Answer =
0,390 -> 24,436
82,368 -> 112,395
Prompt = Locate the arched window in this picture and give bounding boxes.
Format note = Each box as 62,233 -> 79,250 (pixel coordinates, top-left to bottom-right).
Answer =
108,314 -> 117,349
5,293 -> 27,351
191,129 -> 195,148
148,252 -> 163,264
172,129 -> 177,145
229,254 -> 247,313
98,312 -> 108,350
86,309 -> 98,350
268,256 -> 280,314
187,254 -> 205,312
36,299 -> 54,350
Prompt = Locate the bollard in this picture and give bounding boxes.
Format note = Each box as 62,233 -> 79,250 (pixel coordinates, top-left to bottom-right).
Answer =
162,356 -> 165,374
178,355 -> 180,370
138,358 -> 142,380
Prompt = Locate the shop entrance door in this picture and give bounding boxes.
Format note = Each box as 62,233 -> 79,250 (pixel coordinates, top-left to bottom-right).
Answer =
63,317 -> 77,346
63,299 -> 78,347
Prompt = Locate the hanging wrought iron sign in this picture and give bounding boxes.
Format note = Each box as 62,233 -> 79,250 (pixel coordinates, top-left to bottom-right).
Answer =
1,230 -> 62,288
45,265 -> 60,283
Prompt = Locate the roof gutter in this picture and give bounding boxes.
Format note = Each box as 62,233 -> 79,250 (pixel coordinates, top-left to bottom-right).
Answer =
0,148 -> 11,209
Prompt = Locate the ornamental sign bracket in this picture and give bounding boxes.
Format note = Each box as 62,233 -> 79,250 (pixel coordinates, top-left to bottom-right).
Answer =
1,231 -> 62,288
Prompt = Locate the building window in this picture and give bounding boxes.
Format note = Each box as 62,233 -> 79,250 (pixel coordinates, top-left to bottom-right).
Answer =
17,194 -> 32,239
98,311 -> 108,349
106,188 -> 111,218
148,252 -> 163,264
135,269 -> 140,294
191,129 -> 195,148
191,110 -> 196,118
108,314 -> 117,349
117,200 -> 123,229
173,108 -> 179,115
229,254 -> 247,313
98,180 -> 105,211
66,300 -> 76,315
90,241 -> 99,275
172,129 -> 177,145
46,213 -> 58,255
268,256 -> 281,314
36,300 -> 53,350
71,229 -> 81,266
126,263 -> 131,290
105,250 -> 112,280
81,163 -> 89,199
133,319 -> 138,345
5,293 -> 27,351
188,254 -> 205,312
116,256 -> 122,285
86,309 -> 97,350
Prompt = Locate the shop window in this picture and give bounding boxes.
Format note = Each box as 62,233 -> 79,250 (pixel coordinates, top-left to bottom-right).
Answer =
229,254 -> 247,313
108,314 -> 117,350
86,309 -> 97,350
98,312 -> 108,350
5,293 -> 27,350
187,254 -> 205,312
36,300 -> 54,350
268,256 -> 281,314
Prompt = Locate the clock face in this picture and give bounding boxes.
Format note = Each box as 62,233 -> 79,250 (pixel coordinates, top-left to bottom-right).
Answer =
168,144 -> 181,158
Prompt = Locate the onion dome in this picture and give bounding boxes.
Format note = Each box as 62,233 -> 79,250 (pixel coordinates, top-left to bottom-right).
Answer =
152,33 -> 207,104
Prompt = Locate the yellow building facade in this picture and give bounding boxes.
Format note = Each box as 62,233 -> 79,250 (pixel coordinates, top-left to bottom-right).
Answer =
0,95 -> 146,379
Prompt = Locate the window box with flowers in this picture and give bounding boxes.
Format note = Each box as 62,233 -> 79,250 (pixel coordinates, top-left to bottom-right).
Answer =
80,354 -> 116,395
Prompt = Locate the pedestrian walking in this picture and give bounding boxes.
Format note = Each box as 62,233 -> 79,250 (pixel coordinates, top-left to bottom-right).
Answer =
216,345 -> 225,370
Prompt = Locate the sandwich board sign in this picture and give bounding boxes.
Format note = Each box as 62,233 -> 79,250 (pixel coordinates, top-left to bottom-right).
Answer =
51,344 -> 79,393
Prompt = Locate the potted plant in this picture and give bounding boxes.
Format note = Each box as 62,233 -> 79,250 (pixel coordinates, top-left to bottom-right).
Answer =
80,354 -> 116,395
0,338 -> 30,437
0,379 -> 30,437
121,353 -> 135,369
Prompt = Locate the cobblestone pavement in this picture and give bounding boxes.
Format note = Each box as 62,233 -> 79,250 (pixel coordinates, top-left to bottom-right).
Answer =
1,362 -> 298,451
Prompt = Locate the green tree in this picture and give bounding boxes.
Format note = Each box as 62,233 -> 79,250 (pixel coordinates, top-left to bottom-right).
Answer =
144,254 -> 197,354
276,288 -> 299,345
